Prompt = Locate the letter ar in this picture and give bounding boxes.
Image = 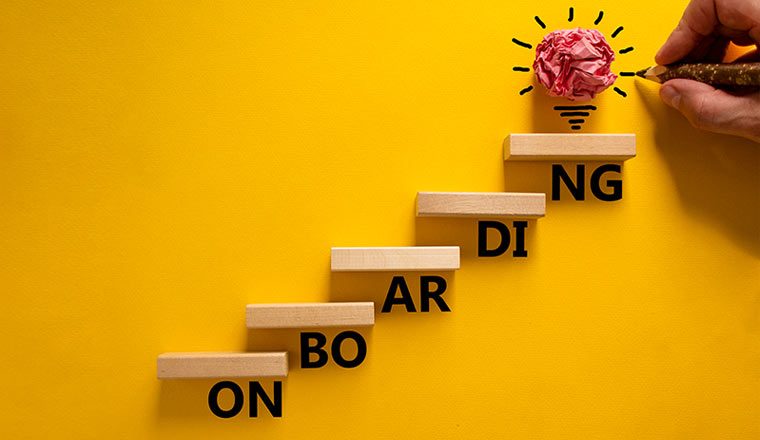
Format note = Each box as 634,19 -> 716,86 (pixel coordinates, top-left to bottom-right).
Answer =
420,275 -> 450,312
381,276 -> 416,312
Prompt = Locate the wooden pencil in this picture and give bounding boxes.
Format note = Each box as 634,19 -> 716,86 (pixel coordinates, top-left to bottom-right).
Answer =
636,62 -> 760,85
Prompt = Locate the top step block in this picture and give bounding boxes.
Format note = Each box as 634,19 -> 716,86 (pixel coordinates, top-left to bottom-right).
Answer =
505,134 -> 636,161
331,246 -> 460,272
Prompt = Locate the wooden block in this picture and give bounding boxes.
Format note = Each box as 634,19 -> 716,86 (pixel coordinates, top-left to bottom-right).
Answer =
247,302 -> 375,328
505,134 -> 636,160
157,352 -> 288,379
417,191 -> 545,218
331,246 -> 459,271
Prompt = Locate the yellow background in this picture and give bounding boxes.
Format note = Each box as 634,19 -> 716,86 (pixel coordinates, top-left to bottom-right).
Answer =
1,0 -> 758,438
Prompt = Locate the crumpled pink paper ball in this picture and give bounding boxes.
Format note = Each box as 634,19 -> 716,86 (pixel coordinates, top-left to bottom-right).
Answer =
532,28 -> 617,101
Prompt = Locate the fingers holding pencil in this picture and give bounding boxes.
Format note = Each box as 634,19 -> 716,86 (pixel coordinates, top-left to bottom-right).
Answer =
656,0 -> 760,66
653,0 -> 760,142
660,79 -> 760,141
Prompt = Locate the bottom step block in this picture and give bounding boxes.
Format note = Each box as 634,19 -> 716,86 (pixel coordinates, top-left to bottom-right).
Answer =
157,352 -> 288,379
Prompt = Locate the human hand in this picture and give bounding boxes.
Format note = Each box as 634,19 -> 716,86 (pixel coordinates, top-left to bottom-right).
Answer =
655,0 -> 760,142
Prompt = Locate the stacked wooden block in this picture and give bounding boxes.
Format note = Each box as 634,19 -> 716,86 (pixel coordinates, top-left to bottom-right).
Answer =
158,302 -> 375,379
158,134 -> 635,379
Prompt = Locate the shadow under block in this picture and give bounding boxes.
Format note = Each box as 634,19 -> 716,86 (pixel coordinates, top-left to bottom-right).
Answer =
157,352 -> 288,379
247,302 -> 375,328
331,246 -> 460,272
505,134 -> 636,160
416,191 -> 545,218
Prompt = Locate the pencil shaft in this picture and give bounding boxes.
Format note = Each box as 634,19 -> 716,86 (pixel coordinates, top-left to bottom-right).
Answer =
656,63 -> 760,86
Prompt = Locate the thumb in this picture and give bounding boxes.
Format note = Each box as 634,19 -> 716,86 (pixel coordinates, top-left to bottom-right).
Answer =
659,79 -> 760,140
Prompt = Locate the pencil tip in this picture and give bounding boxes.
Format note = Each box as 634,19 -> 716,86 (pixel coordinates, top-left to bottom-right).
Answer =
635,67 -> 650,78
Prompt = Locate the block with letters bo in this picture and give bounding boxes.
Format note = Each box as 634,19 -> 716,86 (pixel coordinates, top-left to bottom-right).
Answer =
246,302 -> 375,328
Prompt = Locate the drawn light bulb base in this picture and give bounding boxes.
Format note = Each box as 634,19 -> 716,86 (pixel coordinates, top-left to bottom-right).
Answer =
554,104 -> 596,130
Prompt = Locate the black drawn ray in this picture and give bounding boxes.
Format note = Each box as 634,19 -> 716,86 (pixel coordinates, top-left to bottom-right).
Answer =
512,38 -> 532,49
594,11 -> 604,25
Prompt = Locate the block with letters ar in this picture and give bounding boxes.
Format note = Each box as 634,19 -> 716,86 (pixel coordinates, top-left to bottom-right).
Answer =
331,246 -> 460,271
